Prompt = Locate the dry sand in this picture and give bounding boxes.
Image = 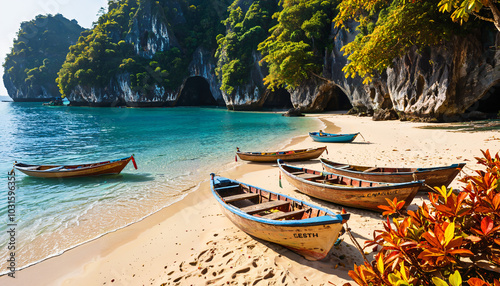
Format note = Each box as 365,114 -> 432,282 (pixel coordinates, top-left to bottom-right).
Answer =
2,114 -> 499,286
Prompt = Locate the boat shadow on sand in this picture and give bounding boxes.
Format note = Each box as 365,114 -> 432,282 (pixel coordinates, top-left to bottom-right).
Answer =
245,232 -> 366,280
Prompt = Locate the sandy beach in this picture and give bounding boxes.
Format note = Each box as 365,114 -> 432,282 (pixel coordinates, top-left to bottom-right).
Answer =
3,114 -> 499,286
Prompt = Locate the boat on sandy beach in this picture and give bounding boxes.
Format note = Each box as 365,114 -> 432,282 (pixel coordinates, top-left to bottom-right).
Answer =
236,146 -> 326,162
309,131 -> 359,143
278,160 -> 423,212
320,158 -> 465,192
210,173 -> 350,260
14,155 -> 137,178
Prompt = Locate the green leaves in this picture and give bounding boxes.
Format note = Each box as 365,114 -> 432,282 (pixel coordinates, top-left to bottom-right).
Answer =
258,0 -> 337,90
336,0 -> 458,83
438,0 -> 499,29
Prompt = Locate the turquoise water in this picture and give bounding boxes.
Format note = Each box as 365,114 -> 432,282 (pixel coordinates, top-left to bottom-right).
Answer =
0,102 -> 318,272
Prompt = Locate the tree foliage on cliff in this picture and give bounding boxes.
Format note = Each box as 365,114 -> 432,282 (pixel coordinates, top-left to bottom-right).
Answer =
215,0 -> 279,95
334,0 -> 482,83
3,14 -> 84,96
57,0 -> 229,97
257,0 -> 339,91
438,0 -> 500,31
56,0 -> 139,96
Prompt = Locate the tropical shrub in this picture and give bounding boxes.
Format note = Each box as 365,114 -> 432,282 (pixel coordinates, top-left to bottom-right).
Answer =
347,150 -> 500,286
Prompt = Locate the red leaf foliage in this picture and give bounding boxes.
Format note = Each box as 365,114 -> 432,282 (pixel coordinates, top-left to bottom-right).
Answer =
347,150 -> 500,286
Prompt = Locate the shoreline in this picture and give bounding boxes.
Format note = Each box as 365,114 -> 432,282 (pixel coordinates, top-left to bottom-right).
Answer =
0,113 -> 323,285
2,113 -> 499,285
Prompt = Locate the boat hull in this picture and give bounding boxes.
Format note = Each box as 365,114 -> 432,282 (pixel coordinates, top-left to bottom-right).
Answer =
211,175 -> 349,260
14,157 -> 133,178
236,147 -> 326,162
278,161 -> 422,212
219,205 -> 343,260
320,159 -> 465,192
309,132 -> 358,143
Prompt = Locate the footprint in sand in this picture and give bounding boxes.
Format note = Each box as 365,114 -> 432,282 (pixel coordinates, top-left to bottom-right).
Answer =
231,266 -> 251,279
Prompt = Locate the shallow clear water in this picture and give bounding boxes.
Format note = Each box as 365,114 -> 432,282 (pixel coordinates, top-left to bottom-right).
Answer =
0,102 -> 318,272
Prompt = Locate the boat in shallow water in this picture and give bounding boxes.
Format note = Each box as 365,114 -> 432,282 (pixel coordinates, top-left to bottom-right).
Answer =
309,131 -> 359,143
236,146 -> 326,162
210,173 -> 350,260
278,160 -> 423,212
320,158 -> 465,192
14,155 -> 137,178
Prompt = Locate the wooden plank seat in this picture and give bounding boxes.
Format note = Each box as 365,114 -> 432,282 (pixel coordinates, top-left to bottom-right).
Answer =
335,165 -> 350,169
223,192 -> 259,203
214,184 -> 241,191
363,167 -> 379,173
290,171 -> 305,175
261,209 -> 305,220
240,200 -> 290,215
295,173 -> 323,180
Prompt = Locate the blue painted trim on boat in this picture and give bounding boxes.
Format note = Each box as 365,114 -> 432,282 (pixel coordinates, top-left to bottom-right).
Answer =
309,132 -> 359,143
210,174 -> 348,227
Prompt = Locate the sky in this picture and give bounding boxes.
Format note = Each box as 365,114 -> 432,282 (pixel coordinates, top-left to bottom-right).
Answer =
0,0 -> 108,95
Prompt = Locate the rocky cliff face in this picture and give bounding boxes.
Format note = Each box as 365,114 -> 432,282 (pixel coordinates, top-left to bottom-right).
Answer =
381,32 -> 500,121
291,22 -> 500,120
64,0 -> 224,107
125,0 -> 180,59
3,75 -> 56,102
222,51 -> 268,110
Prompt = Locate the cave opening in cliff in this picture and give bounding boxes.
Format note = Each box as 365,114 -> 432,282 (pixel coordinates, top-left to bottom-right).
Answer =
176,76 -> 218,106
262,88 -> 293,110
324,87 -> 352,111
467,83 -> 500,117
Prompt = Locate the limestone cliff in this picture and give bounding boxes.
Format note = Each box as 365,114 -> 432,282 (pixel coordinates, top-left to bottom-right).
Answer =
3,14 -> 84,102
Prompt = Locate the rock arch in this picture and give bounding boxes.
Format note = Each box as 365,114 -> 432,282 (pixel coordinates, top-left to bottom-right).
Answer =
176,76 -> 219,106
323,85 -> 352,111
465,80 -> 500,119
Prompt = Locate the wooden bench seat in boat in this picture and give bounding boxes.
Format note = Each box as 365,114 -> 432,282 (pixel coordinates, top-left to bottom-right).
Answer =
261,209 -> 305,220
223,193 -> 259,203
295,173 -> 323,180
214,184 -> 241,191
335,165 -> 350,169
240,200 -> 290,215
363,167 -> 379,173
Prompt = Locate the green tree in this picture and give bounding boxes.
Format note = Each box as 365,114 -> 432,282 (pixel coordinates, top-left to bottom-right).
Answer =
216,0 -> 279,95
438,0 -> 500,31
3,14 -> 84,98
334,0 -> 462,83
258,0 -> 338,91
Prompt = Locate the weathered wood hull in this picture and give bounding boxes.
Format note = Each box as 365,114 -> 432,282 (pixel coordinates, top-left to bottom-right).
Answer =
236,147 -> 326,162
320,158 -> 465,192
278,161 -> 423,212
211,174 -> 349,260
14,156 -> 135,178
309,132 -> 358,143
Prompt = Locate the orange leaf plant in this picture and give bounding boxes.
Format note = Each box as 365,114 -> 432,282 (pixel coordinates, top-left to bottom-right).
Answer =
346,150 -> 500,285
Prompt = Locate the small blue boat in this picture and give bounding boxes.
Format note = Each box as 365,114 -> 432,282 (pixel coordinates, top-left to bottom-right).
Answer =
309,131 -> 359,143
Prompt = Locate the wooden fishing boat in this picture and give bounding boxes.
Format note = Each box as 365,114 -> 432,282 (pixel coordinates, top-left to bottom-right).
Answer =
309,131 -> 359,143
278,160 -> 423,212
210,174 -> 350,260
320,158 -> 465,192
236,146 -> 327,162
14,156 -> 137,178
